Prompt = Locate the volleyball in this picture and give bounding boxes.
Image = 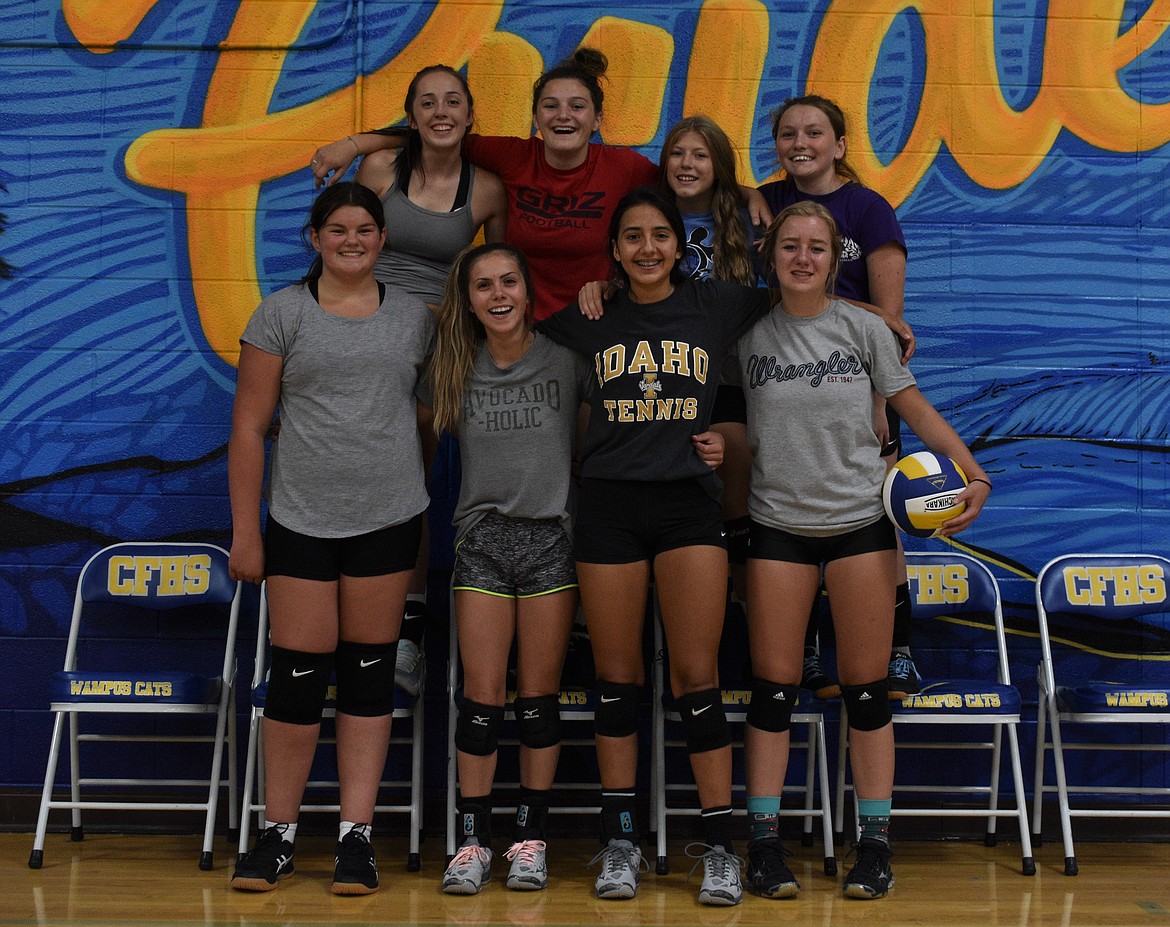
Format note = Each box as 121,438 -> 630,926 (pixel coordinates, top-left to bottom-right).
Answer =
882,452 -> 969,537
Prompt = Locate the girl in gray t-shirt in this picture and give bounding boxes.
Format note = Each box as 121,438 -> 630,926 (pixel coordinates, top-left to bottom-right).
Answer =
733,201 -> 992,901
426,243 -> 590,895
229,183 -> 432,896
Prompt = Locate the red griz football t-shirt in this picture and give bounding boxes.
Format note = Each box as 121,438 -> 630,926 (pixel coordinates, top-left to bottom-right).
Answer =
466,134 -> 658,320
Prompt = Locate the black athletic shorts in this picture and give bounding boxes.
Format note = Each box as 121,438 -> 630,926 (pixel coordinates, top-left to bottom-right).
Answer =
881,404 -> 903,458
574,477 -> 726,564
749,515 -> 896,566
264,514 -> 422,580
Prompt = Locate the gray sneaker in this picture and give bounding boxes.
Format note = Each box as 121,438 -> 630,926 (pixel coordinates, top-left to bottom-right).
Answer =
442,842 -> 492,895
504,839 -> 547,890
686,842 -> 745,906
395,639 -> 424,697
588,839 -> 645,900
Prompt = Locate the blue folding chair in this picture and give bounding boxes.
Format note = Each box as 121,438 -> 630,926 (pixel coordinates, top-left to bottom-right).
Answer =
1032,553 -> 1170,875
29,542 -> 241,870
836,551 -> 1034,875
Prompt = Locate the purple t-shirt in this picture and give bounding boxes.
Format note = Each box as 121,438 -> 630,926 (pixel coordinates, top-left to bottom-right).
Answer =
758,180 -> 906,302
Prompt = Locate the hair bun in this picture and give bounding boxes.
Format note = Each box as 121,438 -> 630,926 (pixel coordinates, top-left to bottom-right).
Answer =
569,47 -> 608,79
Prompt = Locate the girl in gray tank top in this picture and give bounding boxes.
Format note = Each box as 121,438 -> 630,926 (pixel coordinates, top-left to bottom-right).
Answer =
351,65 -> 508,696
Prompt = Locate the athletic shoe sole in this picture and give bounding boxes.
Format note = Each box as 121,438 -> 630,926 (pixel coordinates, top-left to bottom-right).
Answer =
443,878 -> 489,895
699,889 -> 742,906
331,878 -> 379,896
749,880 -> 800,899
506,875 -> 547,890
230,872 -> 289,892
844,880 -> 893,899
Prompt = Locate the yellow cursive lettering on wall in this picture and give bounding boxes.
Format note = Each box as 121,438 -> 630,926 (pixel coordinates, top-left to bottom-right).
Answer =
809,0 -> 1170,206
62,0 -> 162,51
581,18 -> 672,147
125,0 -> 507,366
682,0 -> 770,184
122,1 -> 777,365
122,0 -> 1170,364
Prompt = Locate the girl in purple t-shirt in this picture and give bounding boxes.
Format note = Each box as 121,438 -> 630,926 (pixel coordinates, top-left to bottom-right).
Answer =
758,95 -> 919,702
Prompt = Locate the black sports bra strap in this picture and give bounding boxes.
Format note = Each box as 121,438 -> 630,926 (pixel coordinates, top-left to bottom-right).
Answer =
452,158 -> 471,212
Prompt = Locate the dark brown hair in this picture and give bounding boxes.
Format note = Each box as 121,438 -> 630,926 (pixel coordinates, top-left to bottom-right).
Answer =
532,47 -> 607,114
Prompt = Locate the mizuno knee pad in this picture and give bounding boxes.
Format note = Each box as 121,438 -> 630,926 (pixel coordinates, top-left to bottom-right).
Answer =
514,694 -> 562,749
455,699 -> 504,757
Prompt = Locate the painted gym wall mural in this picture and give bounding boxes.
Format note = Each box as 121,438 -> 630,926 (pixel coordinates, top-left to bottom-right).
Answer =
1,1 -> 1168,796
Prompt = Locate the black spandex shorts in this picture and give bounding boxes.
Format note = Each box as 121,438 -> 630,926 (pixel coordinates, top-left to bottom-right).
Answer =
265,514 -> 422,580
881,404 -> 903,458
574,478 -> 725,564
749,515 -> 896,566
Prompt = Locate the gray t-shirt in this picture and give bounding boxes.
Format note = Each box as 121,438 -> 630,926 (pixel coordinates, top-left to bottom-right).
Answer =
241,282 -> 434,538
424,333 -> 590,542
734,298 -> 915,536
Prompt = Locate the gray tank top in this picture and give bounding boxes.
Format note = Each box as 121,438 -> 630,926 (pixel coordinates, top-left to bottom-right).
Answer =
374,165 -> 478,304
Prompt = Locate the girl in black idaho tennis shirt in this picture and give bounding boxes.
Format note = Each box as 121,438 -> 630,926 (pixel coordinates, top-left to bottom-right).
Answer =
538,186 -> 773,905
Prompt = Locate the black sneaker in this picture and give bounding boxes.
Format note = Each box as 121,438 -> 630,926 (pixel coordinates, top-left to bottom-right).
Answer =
231,825 -> 294,892
887,652 -> 922,699
745,837 -> 800,898
843,839 -> 894,899
332,826 -> 379,895
800,650 -> 841,699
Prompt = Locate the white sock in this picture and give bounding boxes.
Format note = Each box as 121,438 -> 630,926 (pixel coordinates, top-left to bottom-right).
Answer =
340,821 -> 371,842
265,820 -> 297,844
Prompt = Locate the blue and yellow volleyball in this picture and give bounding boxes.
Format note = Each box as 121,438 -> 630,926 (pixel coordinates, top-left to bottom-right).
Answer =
882,452 -> 969,537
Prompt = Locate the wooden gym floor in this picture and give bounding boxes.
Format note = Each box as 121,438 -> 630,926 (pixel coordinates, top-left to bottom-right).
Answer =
6,832 -> 1170,926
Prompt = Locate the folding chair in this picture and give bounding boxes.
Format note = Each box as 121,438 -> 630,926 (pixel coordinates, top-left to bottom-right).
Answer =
29,542 -> 241,871
651,615 -> 837,877
238,582 -> 424,870
1032,552 -> 1170,875
444,588 -> 598,860
835,551 -> 1035,875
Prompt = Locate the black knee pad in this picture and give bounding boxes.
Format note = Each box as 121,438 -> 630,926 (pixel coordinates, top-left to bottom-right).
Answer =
746,679 -> 801,733
514,694 -> 562,749
842,679 -> 892,731
594,680 -> 641,738
266,646 -> 333,725
676,688 -> 731,754
334,639 -> 396,717
724,516 -> 751,566
455,699 -> 504,757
